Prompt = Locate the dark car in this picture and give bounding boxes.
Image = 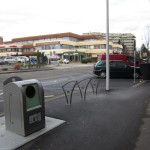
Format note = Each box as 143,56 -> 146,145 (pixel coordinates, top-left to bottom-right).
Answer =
93,60 -> 141,78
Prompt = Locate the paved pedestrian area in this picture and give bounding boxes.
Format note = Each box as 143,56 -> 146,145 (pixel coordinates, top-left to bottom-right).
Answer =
13,79 -> 150,150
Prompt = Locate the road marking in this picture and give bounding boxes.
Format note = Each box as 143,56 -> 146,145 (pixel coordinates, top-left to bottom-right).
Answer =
132,80 -> 147,88
44,87 -> 79,90
44,90 -> 80,103
45,94 -> 65,102
0,89 -> 3,96
41,78 -> 68,86
44,95 -> 54,98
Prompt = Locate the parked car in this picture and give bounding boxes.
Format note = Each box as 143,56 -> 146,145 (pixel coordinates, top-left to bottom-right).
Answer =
16,56 -> 29,63
4,56 -> 17,64
93,60 -> 141,79
0,57 -> 5,65
58,59 -> 70,64
63,59 -> 69,64
97,54 -> 143,67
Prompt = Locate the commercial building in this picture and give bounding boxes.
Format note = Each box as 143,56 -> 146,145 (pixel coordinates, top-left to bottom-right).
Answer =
0,32 -> 122,61
83,32 -> 136,56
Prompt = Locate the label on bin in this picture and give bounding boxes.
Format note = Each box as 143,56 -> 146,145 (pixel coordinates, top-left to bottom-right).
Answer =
29,112 -> 41,124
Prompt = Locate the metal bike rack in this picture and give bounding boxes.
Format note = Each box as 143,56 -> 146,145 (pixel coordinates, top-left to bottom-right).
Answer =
90,77 -> 101,95
62,81 -> 82,105
62,77 -> 101,104
77,77 -> 101,100
77,78 -> 94,100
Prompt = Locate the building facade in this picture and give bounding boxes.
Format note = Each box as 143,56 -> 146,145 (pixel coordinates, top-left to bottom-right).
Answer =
0,37 -> 3,45
83,32 -> 136,56
0,32 -> 122,60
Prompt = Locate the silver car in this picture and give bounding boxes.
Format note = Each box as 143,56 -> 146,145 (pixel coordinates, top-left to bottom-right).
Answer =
16,56 -> 29,63
4,56 -> 17,64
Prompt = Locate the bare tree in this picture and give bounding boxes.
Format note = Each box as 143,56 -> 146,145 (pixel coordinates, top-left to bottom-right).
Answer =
143,25 -> 150,51
140,44 -> 150,59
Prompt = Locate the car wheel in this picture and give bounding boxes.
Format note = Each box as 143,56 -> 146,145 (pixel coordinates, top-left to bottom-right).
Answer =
99,71 -> 106,79
132,72 -> 140,79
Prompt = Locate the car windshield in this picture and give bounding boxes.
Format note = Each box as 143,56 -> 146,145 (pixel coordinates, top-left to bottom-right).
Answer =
96,61 -> 105,66
18,57 -> 23,59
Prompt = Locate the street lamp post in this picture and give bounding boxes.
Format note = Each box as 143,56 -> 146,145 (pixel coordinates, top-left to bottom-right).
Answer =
133,41 -> 136,83
134,50 -> 136,83
106,0 -> 110,91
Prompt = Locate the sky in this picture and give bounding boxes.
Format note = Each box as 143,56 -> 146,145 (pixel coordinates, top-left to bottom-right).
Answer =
0,0 -> 150,48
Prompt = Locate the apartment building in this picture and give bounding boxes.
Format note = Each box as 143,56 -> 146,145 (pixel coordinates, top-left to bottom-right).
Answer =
0,32 -> 122,61
83,32 -> 136,56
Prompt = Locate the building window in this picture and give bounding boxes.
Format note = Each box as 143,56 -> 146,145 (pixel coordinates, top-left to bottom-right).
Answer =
62,44 -> 74,49
63,37 -> 69,40
45,45 -> 50,50
100,44 -> 106,49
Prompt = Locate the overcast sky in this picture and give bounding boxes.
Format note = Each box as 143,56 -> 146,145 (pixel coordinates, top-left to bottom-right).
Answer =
0,0 -> 150,48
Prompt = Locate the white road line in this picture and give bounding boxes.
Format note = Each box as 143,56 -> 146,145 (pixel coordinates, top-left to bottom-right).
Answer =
44,95 -> 54,98
41,78 -> 68,86
0,89 -> 3,96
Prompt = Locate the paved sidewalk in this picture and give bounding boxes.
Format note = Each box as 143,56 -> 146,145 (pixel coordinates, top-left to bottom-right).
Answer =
16,79 -> 150,150
135,99 -> 150,150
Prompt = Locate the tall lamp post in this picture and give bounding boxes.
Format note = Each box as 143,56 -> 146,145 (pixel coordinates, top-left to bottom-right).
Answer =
106,0 -> 110,90
134,50 -> 136,83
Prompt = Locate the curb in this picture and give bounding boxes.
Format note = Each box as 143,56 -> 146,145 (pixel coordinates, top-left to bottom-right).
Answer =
0,67 -> 54,74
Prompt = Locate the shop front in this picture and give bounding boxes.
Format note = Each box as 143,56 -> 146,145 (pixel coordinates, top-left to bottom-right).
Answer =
63,51 -> 86,61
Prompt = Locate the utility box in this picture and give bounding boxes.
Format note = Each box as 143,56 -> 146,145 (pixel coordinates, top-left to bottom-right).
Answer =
3,79 -> 45,136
